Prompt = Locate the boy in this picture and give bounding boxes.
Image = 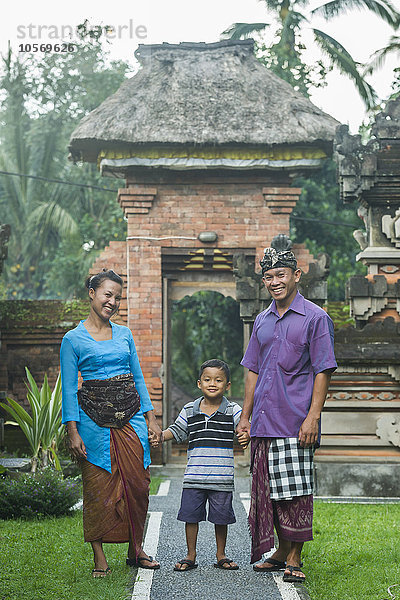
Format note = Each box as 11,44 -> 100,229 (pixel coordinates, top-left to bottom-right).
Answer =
158,359 -> 249,571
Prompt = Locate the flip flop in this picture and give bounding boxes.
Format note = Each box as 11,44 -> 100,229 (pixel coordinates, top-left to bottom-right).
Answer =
174,559 -> 198,572
214,558 -> 239,570
283,565 -> 306,583
91,567 -> 111,578
126,555 -> 160,570
253,557 -> 286,572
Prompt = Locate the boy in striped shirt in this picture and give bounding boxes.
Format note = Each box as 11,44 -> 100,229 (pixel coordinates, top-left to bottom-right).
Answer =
160,359 -> 249,571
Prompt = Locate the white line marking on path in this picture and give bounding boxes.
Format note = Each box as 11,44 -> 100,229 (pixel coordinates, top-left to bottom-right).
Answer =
156,480 -> 171,496
131,511 -> 163,600
241,499 -> 250,515
273,574 -> 304,600
240,496 -> 303,600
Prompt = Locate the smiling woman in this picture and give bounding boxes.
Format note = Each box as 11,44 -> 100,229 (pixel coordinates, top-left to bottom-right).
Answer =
60,268 -> 162,578
86,271 -> 122,328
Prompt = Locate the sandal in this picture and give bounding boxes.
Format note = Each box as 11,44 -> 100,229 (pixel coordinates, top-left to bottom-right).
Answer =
283,565 -> 306,583
126,555 -> 160,570
92,567 -> 111,578
214,558 -> 239,570
174,558 -> 198,572
253,557 -> 286,572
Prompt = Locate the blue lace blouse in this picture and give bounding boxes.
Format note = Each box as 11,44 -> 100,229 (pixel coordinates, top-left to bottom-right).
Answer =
60,320 -> 153,472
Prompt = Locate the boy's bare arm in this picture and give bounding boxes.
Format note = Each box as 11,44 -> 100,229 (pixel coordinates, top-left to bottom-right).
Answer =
161,429 -> 174,442
149,427 -> 175,447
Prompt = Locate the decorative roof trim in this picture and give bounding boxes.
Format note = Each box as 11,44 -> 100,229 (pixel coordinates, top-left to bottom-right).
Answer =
100,156 -> 324,174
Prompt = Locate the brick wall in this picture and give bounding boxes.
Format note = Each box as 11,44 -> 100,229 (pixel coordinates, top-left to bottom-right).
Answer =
0,300 -> 89,410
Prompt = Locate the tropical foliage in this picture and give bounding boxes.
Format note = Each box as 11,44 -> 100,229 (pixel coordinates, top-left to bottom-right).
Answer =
325,301 -> 354,330
291,158 -> 367,301
171,291 -> 244,397
0,35 -> 130,299
0,368 -> 64,472
365,34 -> 400,74
222,0 -> 400,104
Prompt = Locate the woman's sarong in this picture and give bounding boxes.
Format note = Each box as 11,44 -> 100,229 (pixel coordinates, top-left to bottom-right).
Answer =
248,437 -> 314,563
80,423 -> 150,559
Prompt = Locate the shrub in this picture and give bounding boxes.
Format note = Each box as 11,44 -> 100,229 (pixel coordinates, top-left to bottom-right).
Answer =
0,368 -> 64,472
0,468 -> 81,519
326,301 -> 355,330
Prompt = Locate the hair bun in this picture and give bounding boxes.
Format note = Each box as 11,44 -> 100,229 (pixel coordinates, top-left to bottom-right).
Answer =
85,270 -> 123,291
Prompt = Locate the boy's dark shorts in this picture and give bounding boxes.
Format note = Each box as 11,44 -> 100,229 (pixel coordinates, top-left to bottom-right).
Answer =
177,488 -> 236,525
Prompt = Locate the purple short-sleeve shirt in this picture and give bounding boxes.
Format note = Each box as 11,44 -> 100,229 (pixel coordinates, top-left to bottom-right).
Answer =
241,291 -> 337,438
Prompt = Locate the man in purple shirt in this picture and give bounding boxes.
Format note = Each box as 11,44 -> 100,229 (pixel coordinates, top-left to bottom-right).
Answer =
237,243 -> 337,583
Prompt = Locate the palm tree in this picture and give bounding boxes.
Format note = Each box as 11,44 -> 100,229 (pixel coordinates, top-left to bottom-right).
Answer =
221,0 -> 400,108
365,34 -> 400,73
0,47 -> 80,297
0,42 -> 128,298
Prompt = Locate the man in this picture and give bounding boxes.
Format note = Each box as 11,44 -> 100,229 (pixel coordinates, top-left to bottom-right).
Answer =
237,243 -> 337,583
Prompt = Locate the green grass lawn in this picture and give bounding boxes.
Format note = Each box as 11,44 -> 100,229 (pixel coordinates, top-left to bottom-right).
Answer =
0,476 -> 164,600
303,502 -> 400,600
1,496 -> 399,600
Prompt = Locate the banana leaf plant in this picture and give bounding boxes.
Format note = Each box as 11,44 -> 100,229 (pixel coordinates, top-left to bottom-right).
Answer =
0,368 -> 64,472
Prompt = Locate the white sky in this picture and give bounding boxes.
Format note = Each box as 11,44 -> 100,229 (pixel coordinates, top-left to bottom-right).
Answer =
1,0 -> 399,133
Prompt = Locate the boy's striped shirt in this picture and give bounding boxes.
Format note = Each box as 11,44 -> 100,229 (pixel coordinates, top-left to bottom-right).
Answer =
168,396 -> 242,491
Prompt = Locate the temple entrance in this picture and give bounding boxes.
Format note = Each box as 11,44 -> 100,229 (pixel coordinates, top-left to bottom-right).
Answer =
161,248 -> 244,462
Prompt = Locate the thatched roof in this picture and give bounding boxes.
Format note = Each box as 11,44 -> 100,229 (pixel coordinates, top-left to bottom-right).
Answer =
69,40 -> 339,165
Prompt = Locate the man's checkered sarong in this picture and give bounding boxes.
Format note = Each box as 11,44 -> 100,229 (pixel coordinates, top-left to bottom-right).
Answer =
248,437 -> 314,562
268,437 -> 314,500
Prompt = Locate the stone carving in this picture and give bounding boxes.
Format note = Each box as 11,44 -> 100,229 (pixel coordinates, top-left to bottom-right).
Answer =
298,253 -> 329,307
376,415 -> 400,448
388,366 -> 400,383
335,125 -> 378,204
336,97 -> 400,325
382,209 -> 400,248
346,275 -> 390,322
381,265 -> 399,274
232,251 -> 264,323
355,392 -> 373,400
377,392 -> 395,400
332,392 -> 351,400
334,317 -> 400,375
353,206 -> 369,250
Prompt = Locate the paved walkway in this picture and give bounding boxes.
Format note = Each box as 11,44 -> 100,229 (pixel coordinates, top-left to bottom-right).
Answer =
131,465 -> 309,600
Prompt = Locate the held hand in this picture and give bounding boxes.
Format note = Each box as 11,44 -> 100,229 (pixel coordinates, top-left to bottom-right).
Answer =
236,416 -> 251,438
148,428 -> 161,448
68,431 -> 87,459
298,415 -> 319,448
147,421 -> 162,447
237,431 -> 250,449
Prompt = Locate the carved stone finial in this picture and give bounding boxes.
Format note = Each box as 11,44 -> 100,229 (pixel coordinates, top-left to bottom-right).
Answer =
336,97 -> 400,325
270,234 -> 293,253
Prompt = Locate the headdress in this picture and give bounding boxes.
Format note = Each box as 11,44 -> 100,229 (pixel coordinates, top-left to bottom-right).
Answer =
260,234 -> 297,274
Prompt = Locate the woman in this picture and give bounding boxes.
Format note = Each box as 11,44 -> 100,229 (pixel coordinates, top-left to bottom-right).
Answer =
60,268 -> 162,577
